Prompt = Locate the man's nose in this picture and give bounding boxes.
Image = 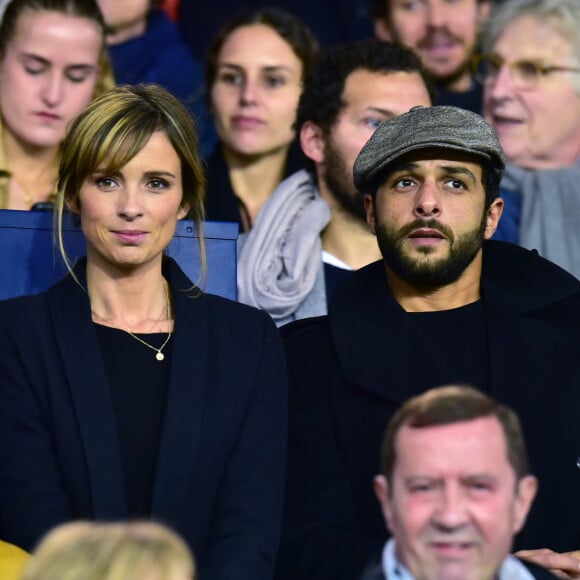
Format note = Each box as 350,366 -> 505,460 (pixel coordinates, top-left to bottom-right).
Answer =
431,485 -> 470,529
413,181 -> 441,218
426,0 -> 446,28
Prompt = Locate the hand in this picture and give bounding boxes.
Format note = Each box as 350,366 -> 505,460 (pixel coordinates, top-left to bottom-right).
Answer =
516,548 -> 580,579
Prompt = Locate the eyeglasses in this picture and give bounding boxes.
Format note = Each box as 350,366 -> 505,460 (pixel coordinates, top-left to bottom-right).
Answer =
473,53 -> 580,91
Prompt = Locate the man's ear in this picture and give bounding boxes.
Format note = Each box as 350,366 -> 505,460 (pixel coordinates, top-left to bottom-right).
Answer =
364,194 -> 377,234
484,197 -> 504,239
300,121 -> 326,164
374,18 -> 393,42
373,475 -> 393,532
512,475 -> 538,534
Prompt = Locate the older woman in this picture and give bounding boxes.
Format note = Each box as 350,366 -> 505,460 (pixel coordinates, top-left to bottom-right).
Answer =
204,7 -> 319,232
0,0 -> 114,210
477,0 -> 580,278
0,84 -> 286,580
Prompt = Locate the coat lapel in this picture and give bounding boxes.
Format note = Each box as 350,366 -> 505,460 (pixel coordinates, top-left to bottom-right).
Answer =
150,261 -> 206,522
47,270 -> 127,518
483,277 -> 574,423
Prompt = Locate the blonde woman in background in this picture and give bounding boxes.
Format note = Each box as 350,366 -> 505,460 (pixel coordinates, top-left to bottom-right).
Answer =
0,0 -> 114,210
21,520 -> 195,580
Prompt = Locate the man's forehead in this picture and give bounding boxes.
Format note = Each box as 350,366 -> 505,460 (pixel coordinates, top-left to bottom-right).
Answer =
342,69 -> 429,104
395,416 -> 510,470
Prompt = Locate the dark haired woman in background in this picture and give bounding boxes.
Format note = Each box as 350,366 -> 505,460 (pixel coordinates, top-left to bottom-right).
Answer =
204,7 -> 319,231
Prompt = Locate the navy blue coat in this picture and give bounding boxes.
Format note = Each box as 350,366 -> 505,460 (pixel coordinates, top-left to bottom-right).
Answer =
276,241 -> 580,580
0,258 -> 287,580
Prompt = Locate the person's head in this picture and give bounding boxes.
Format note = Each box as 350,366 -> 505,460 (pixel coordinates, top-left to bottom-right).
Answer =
374,385 -> 537,580
21,520 -> 195,580
95,0 -> 156,45
297,39 -> 432,223
55,83 -> 205,277
373,0 -> 491,91
205,7 -> 319,159
354,105 -> 504,290
480,0 -> 580,169
0,0 -> 114,152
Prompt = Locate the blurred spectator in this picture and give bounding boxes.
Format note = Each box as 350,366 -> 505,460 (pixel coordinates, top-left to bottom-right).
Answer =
0,0 -> 114,210
96,0 -> 215,157
480,0 -> 580,278
21,520 -> 195,580
364,385 -> 555,580
373,0 -> 491,113
178,1 -> 372,62
204,7 -> 318,231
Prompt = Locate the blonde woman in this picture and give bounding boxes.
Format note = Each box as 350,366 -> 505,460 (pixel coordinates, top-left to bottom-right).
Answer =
0,0 -> 114,210
21,520 -> 195,580
0,84 -> 287,580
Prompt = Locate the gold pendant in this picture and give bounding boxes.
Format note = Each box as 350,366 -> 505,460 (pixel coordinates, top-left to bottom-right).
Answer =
156,352 -> 165,361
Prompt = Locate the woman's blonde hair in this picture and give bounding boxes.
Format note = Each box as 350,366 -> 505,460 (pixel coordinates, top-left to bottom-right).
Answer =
20,520 -> 195,580
55,83 -> 206,281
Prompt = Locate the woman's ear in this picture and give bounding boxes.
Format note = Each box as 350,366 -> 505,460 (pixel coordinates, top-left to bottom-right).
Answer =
66,196 -> 80,214
178,202 -> 191,220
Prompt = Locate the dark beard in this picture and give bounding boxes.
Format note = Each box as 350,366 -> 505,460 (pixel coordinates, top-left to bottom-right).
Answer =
322,138 -> 367,223
376,214 -> 486,290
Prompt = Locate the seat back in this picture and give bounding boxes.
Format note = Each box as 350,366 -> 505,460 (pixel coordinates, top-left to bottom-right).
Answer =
0,210 -> 238,301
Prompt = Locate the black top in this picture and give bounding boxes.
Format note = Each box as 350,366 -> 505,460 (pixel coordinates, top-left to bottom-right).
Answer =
323,262 -> 354,304
204,139 -> 309,231
95,324 -> 172,517
408,299 -> 488,391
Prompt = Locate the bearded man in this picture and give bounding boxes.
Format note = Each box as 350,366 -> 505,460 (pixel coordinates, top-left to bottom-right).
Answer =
275,105 -> 580,580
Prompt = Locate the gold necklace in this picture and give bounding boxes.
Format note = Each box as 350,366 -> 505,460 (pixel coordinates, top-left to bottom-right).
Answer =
123,279 -> 172,362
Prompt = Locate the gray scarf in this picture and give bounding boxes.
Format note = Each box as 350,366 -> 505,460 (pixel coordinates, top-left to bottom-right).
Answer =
237,170 -> 331,322
502,163 -> 580,279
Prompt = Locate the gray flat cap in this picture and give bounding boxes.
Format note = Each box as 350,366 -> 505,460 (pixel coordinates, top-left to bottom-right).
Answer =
353,105 -> 506,193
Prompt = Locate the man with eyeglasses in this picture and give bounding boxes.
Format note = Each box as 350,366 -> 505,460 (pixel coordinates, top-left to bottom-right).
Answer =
276,104 -> 580,580
372,0 -> 490,113
480,0 -> 580,279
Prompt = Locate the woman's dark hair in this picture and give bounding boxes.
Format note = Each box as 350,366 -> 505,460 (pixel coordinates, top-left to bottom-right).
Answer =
204,6 -> 319,96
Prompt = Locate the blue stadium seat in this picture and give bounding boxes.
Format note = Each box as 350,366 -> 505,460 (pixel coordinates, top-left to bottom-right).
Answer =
0,210 -> 238,301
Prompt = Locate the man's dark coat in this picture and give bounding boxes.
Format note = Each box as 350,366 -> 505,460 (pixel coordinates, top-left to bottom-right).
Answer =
276,241 -> 580,580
